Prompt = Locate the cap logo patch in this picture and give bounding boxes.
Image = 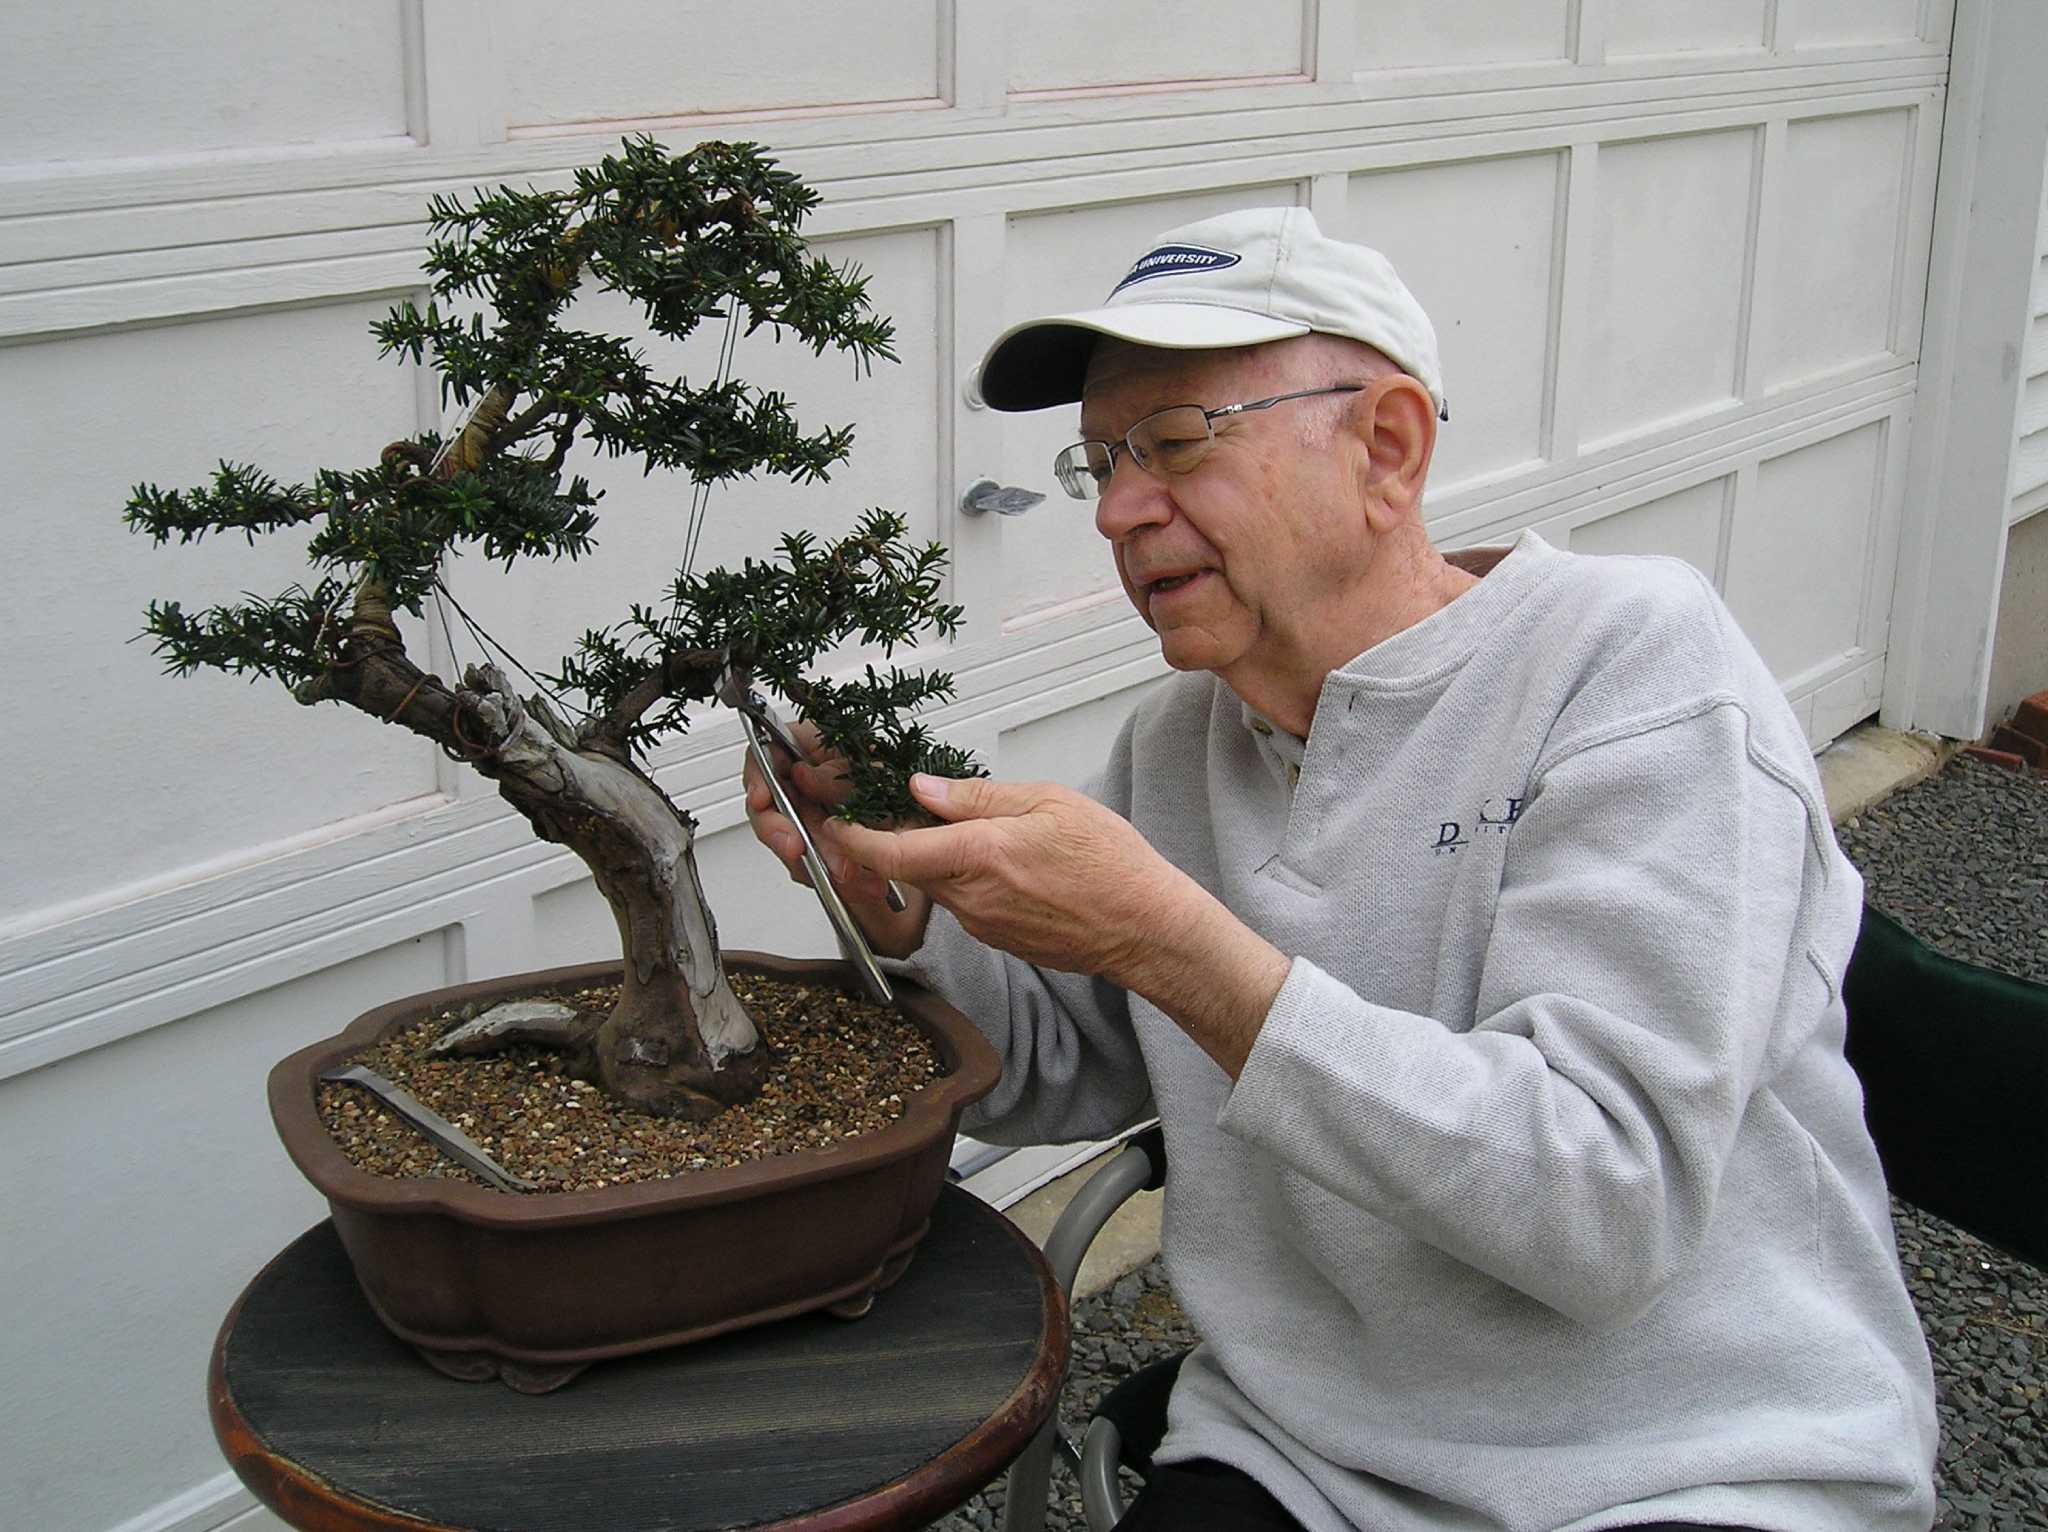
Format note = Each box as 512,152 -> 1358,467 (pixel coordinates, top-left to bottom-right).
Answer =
1108,244 -> 1240,297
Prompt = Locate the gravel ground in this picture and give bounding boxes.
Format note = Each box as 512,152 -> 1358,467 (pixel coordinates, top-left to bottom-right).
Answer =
1841,754 -> 2048,1531
934,752 -> 2048,1532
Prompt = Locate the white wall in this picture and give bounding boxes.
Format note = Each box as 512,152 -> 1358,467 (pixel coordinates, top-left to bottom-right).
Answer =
0,3 -> 1964,1529
2010,148 -> 2048,527
1880,0 -> 2048,739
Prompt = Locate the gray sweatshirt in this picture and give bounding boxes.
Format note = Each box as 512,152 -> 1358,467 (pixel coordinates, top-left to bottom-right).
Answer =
903,530 -> 1938,1532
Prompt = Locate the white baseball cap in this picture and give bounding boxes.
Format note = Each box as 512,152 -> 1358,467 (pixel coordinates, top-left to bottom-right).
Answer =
975,206 -> 1447,420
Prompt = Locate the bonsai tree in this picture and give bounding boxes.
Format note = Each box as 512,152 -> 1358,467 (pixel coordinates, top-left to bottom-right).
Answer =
123,136 -> 978,1120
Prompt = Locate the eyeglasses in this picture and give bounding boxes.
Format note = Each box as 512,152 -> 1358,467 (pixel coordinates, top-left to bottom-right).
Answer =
1053,384 -> 1366,501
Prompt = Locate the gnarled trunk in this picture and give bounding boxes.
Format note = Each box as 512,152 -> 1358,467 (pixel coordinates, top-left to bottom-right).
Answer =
577,801 -> 768,1117
459,663 -> 767,1118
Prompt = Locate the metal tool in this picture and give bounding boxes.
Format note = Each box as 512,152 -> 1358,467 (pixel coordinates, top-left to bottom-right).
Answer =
320,1064 -> 538,1193
725,672 -> 908,916
721,664 -> 896,1006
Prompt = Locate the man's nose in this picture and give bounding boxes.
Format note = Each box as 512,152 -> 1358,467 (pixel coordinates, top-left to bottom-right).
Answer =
1093,456 -> 1172,542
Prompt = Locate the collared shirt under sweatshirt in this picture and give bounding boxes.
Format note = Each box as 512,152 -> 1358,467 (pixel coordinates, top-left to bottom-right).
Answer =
900,530 -> 1938,1532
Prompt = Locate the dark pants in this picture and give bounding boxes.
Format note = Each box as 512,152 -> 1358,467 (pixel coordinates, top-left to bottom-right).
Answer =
1109,1458 -> 1763,1532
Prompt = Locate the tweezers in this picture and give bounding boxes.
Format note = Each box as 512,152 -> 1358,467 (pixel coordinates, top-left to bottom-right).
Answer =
722,666 -> 896,1006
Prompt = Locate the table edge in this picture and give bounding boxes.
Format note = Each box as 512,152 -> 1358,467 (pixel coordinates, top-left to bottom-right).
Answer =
208,1185 -> 1073,1532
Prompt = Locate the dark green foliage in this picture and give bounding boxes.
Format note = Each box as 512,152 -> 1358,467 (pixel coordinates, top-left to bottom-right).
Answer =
369,136 -> 893,484
139,580 -> 351,688
125,464 -> 331,546
126,445 -> 602,650
124,137 -> 980,823
800,667 -> 984,826
551,507 -> 983,818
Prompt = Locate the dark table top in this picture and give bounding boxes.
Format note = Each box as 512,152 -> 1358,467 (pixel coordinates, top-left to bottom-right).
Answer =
209,1183 -> 1069,1532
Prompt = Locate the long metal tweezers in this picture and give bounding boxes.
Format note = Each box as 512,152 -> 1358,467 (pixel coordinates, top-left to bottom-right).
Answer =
736,682 -> 908,916
321,1064 -> 538,1193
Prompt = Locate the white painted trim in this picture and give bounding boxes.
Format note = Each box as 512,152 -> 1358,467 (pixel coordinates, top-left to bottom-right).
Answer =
0,54 -> 1945,231
947,213 -> 1009,649
1922,0 -> 1960,48
1,80 -> 1945,351
1574,0 -> 1609,67
1739,118 -> 1788,399
1894,100 -> 1944,363
1882,0 -> 2048,739
413,0 -> 507,150
1310,0 -> 1357,83
1546,139 -> 1596,459
1307,170 -> 1350,226
104,1473 -> 258,1532
1434,363 -> 1916,540
945,0 -> 1007,113
0,258 -> 428,345
960,1138 -> 1117,1209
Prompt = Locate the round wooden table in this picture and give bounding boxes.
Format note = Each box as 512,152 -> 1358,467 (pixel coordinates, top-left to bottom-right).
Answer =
209,1184 -> 1070,1532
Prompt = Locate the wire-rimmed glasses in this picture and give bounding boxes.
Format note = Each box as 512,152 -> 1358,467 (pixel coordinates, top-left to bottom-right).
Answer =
1053,384 -> 1366,501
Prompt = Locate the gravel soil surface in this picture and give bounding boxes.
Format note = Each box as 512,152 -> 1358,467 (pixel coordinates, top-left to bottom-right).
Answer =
318,970 -> 944,1190
934,753 -> 2047,1532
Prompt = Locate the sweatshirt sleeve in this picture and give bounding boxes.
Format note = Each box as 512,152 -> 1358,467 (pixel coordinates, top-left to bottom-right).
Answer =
891,713 -> 1155,1148
897,906 -> 1151,1146
1216,695 -> 1858,1330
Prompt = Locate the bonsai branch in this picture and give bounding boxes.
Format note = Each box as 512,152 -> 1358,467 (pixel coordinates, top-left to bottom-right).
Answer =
493,392 -> 564,451
586,647 -> 726,756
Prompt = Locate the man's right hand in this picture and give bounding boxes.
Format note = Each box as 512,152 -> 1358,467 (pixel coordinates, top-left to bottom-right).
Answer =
740,720 -> 934,959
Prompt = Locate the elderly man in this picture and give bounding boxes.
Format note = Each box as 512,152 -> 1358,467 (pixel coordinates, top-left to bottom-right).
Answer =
744,208 -> 1937,1532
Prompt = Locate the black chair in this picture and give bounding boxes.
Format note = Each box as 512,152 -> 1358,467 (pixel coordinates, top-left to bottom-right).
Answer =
1005,903 -> 2048,1532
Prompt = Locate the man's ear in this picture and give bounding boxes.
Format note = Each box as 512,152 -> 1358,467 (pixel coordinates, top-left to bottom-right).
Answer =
1350,375 -> 1436,530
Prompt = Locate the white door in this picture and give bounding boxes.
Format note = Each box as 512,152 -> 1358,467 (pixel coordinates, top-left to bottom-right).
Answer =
0,6 -> 1956,1530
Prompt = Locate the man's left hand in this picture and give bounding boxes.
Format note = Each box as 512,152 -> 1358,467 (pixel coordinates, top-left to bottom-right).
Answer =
818,774 -> 1170,984
820,773 -> 1293,1078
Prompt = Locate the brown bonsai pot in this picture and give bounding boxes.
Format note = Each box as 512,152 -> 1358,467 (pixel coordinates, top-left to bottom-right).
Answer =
268,951 -> 999,1392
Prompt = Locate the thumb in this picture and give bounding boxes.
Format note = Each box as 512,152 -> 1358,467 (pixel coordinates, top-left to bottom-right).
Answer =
911,772 -> 1031,822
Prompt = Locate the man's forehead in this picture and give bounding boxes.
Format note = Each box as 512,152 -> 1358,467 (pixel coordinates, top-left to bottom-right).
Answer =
1080,341 -> 1267,428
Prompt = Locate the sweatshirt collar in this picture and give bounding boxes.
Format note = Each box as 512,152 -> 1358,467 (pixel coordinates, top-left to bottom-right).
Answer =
1236,529 -> 1558,745
1329,528 -> 1556,688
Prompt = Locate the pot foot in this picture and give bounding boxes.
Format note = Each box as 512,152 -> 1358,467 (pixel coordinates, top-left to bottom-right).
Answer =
825,1241 -> 921,1321
414,1345 -> 499,1383
873,1243 -> 918,1294
413,1345 -> 588,1393
826,1290 -> 876,1320
498,1358 -> 589,1394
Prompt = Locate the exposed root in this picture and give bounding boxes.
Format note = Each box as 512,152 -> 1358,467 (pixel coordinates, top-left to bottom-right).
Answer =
432,1000 -> 599,1058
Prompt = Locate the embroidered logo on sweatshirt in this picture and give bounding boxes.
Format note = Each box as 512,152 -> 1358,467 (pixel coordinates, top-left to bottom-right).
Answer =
1433,796 -> 1525,856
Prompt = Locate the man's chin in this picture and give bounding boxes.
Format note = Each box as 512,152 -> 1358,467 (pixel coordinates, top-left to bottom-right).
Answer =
1155,632 -> 1226,673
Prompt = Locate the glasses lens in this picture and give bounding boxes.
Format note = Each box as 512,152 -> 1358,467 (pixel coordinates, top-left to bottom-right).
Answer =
1128,406 -> 1212,477
1054,441 -> 1115,500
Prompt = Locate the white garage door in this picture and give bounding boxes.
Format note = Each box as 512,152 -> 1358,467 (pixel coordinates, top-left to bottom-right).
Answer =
0,6 -> 1956,1527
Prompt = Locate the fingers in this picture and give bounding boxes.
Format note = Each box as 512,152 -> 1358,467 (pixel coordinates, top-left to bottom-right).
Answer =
821,816 -> 978,888
909,772 -> 1046,823
743,752 -> 823,887
791,756 -> 855,809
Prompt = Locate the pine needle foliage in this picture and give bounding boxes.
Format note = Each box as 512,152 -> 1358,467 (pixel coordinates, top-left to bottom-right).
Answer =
123,137 -> 982,823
